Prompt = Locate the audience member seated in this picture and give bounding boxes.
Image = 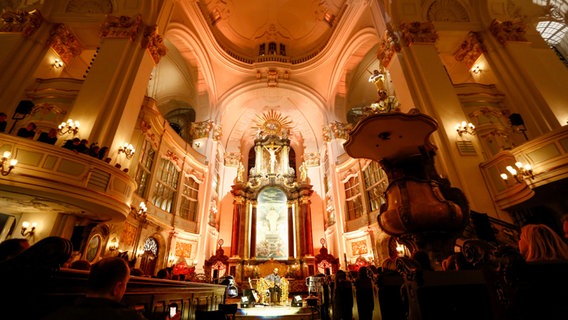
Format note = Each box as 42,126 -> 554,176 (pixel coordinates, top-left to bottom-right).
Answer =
63,137 -> 81,151
518,223 -> 568,262
130,268 -> 145,277
69,259 -> 92,271
89,143 -> 101,158
76,139 -> 90,154
0,236 -> 72,320
561,214 -> 568,242
97,146 -> 109,160
37,128 -> 58,145
16,122 -> 37,139
505,224 -> 568,320
0,112 -> 7,133
42,256 -> 147,320
0,238 -> 30,263
156,268 -> 171,279
165,302 -> 181,320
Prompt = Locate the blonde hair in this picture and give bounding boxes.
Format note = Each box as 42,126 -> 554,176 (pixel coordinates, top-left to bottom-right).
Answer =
519,224 -> 568,262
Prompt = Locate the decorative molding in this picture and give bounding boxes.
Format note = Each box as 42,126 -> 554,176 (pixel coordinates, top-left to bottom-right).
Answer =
190,120 -> 214,139
142,25 -> 167,64
48,24 -> 83,64
99,14 -> 142,41
328,120 -> 352,140
376,24 -> 400,67
164,150 -> 183,172
489,19 -> 527,45
454,32 -> 486,68
304,152 -> 320,167
0,9 -> 42,37
399,21 -> 438,46
212,123 -> 222,141
224,152 -> 241,167
65,0 -> 113,14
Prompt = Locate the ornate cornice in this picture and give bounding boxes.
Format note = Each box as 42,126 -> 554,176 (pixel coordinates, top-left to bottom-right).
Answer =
99,14 -> 142,41
376,24 -> 400,67
224,152 -> 241,167
489,19 -> 527,45
190,120 -> 214,139
48,24 -> 82,64
0,9 -> 42,37
453,32 -> 486,68
399,21 -> 438,46
142,25 -> 167,64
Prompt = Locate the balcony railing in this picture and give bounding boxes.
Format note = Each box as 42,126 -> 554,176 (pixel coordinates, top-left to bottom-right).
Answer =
479,125 -> 568,209
0,133 -> 136,222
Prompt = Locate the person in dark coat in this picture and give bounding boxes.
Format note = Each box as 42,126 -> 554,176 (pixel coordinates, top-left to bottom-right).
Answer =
332,270 -> 353,320
37,128 -> 58,145
354,266 -> 374,320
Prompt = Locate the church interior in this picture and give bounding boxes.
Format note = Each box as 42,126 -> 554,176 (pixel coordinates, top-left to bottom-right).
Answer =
1,0 -> 568,319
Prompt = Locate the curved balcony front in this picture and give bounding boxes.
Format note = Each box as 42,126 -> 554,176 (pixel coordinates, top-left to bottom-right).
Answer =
0,134 -> 136,222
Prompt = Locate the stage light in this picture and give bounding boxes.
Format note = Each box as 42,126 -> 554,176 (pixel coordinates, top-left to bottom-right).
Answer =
240,295 -> 252,308
292,295 -> 303,307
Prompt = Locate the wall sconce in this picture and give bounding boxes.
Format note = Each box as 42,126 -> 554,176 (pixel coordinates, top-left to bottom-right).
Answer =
58,119 -> 79,136
52,59 -> 63,69
194,142 -> 201,148
138,201 -> 147,216
118,143 -> 135,159
21,221 -> 36,237
456,121 -> 476,136
500,161 -> 533,182
108,237 -> 119,251
1,151 -> 17,176
471,65 -> 482,74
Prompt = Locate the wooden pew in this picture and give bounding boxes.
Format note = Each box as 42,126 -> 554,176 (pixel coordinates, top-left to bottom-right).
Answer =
37,268 -> 227,320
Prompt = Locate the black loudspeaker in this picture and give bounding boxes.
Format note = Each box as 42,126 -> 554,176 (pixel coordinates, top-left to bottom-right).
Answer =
509,113 -> 525,126
15,100 -> 34,115
70,226 -> 86,252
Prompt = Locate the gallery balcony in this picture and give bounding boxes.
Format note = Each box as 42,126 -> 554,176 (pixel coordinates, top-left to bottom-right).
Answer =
480,125 -> 568,209
0,133 -> 136,223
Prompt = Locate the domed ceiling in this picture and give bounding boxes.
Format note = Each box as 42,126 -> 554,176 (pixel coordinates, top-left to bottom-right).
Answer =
198,0 -> 347,61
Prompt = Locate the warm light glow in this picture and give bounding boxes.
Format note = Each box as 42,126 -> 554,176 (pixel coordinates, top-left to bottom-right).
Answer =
456,121 -> 475,136
471,65 -> 482,74
118,143 -> 135,159
0,151 -> 17,176
52,59 -> 63,69
58,119 -> 80,136
501,161 -> 534,182
396,241 -> 406,257
21,221 -> 37,237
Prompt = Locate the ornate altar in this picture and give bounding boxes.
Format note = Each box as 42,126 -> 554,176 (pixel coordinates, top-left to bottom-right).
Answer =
229,110 -> 317,283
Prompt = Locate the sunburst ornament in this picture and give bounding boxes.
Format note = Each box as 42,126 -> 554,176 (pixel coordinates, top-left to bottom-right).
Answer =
255,109 -> 292,136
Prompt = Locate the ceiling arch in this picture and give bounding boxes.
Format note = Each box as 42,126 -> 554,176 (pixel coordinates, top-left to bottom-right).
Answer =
217,81 -> 327,156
